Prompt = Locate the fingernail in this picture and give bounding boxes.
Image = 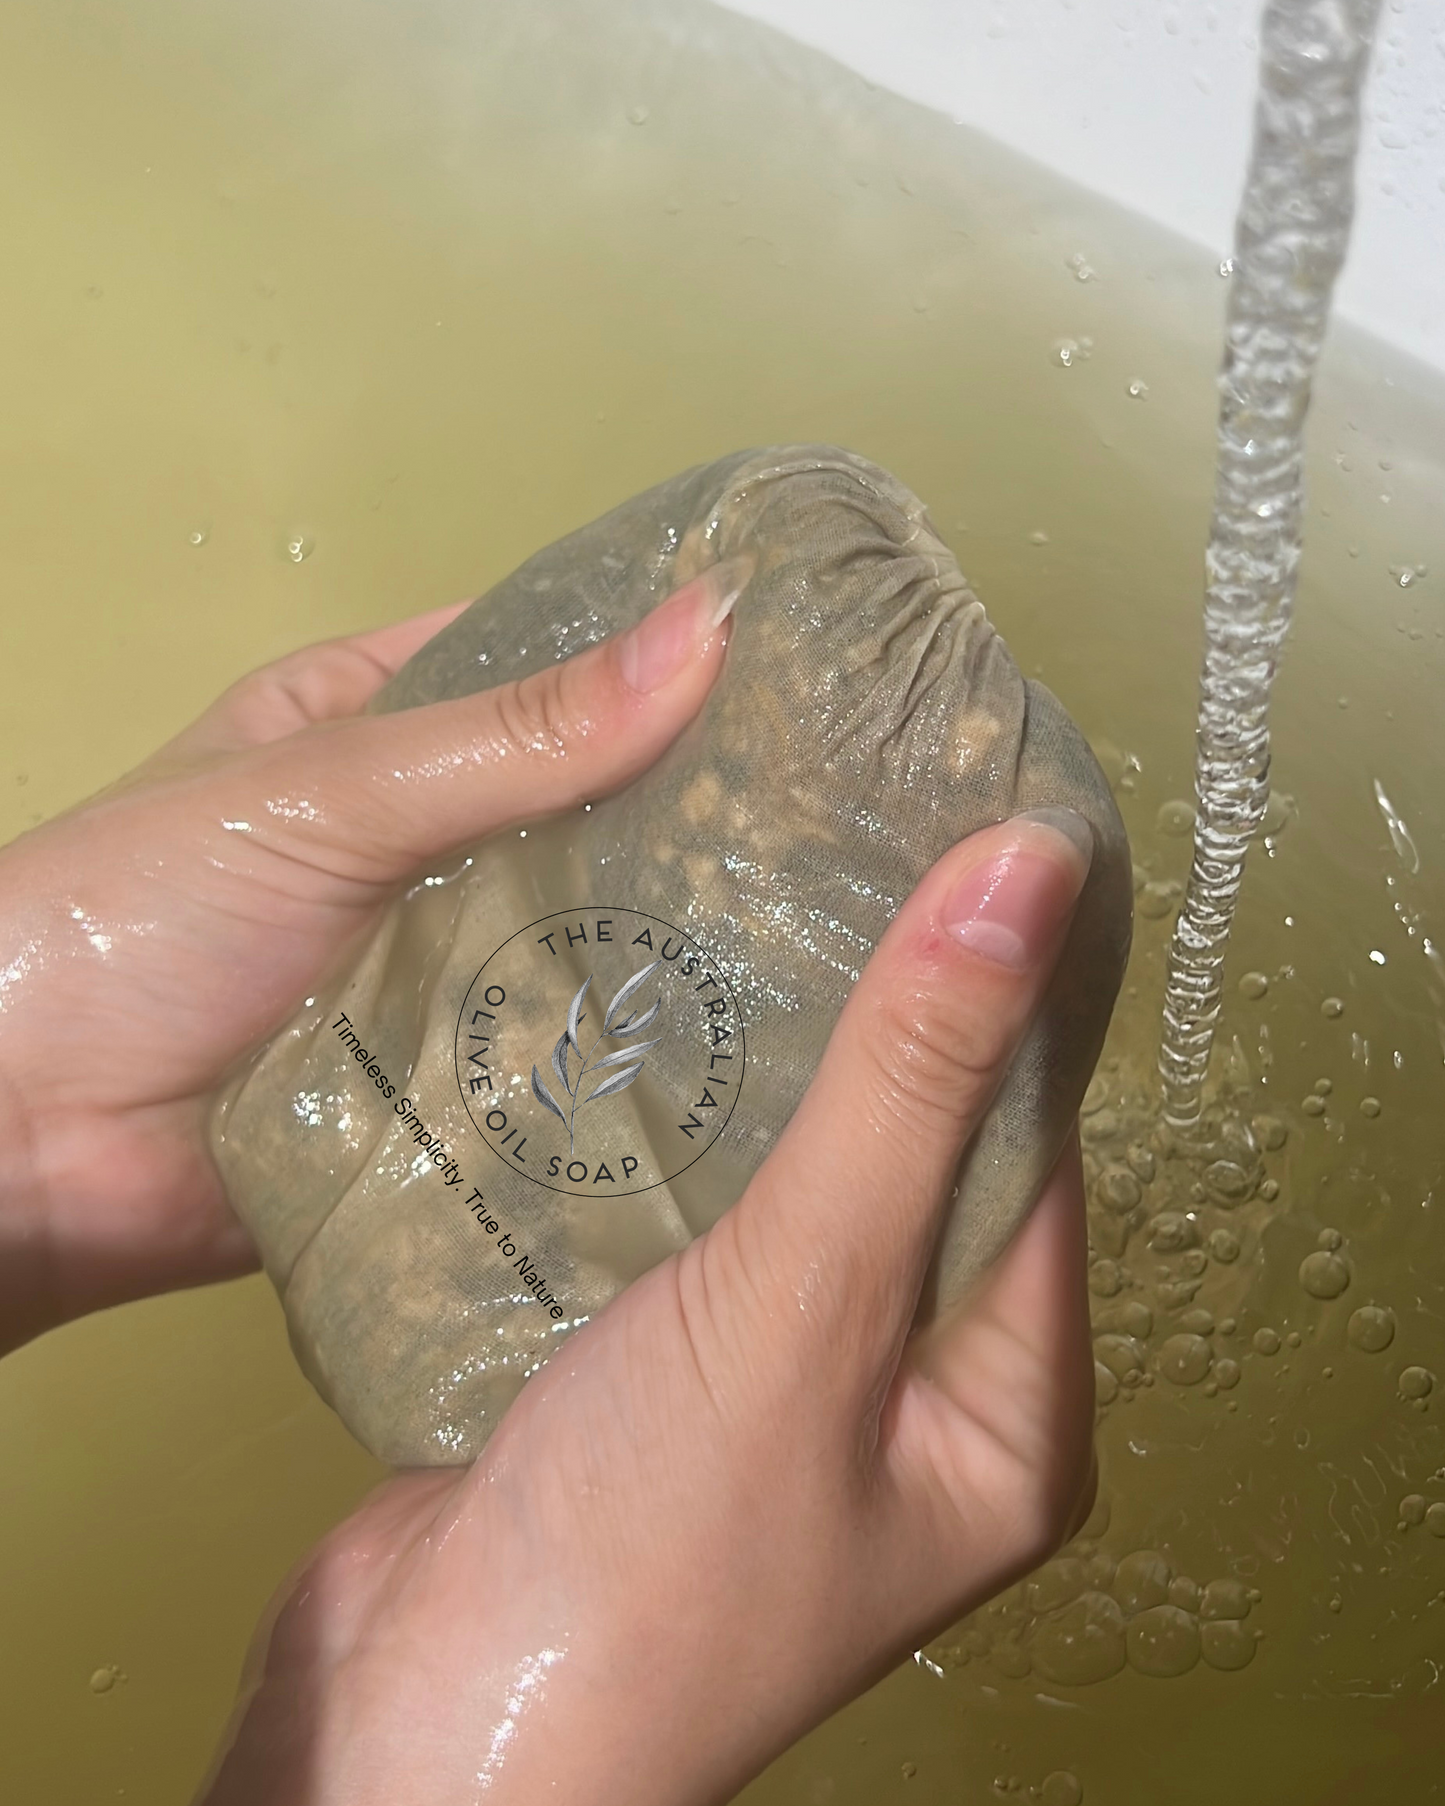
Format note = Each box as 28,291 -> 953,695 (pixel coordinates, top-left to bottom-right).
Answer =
942,808 -> 1093,969
616,557 -> 751,695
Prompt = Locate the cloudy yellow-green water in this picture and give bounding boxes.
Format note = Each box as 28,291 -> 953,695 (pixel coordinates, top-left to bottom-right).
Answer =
1,1 -> 1442,1800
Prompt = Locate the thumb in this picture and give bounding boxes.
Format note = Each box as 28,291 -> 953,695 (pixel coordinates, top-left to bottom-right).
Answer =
206,563 -> 745,889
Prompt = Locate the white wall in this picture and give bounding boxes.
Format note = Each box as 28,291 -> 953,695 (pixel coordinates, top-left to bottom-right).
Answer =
719,0 -> 1445,373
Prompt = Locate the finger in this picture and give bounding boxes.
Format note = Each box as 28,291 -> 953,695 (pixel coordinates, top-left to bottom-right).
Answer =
882,1133 -> 1096,1601
206,563 -> 747,890
905,1129 -> 1094,1483
155,600 -> 474,765
724,810 -> 1092,1365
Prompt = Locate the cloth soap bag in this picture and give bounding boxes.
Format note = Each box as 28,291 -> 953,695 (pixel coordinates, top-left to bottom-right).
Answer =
211,446 -> 1132,1466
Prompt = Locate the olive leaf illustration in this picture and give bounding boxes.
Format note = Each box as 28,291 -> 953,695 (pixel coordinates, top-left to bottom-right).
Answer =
531,959 -> 663,1155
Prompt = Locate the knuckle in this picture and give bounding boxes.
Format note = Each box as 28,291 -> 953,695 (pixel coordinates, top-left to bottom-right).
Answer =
858,982 -> 1015,1138
490,666 -> 574,758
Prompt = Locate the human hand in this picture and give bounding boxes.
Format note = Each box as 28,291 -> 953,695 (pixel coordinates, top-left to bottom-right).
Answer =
0,571 -> 738,1350
199,813 -> 1096,1806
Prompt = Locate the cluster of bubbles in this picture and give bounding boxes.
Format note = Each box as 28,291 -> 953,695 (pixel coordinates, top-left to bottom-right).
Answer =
930,1494 -> 1261,1687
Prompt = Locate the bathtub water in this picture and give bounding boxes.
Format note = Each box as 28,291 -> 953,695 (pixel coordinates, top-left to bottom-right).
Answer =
0,0 -> 1442,1800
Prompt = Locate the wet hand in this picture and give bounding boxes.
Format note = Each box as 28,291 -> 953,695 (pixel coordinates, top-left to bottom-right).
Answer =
0,574 -> 736,1349
200,815 -> 1097,1806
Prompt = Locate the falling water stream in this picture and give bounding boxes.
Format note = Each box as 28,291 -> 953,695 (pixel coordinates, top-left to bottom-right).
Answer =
1159,0 -> 1384,1128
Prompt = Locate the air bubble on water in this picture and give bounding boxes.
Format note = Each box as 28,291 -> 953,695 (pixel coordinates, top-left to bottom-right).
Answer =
1029,529 -> 1050,545
1388,561 -> 1426,586
1127,1604 -> 1201,1676
1400,1493 -> 1427,1525
1052,337 -> 1092,367
627,104 -> 649,124
1253,1327 -> 1282,1356
88,1667 -> 118,1694
187,525 -> 209,547
1157,799 -> 1196,837
1399,1365 -> 1434,1399
1039,1773 -> 1083,1806
1208,1228 -> 1241,1263
1300,1251 -> 1350,1298
1066,252 -> 1097,282
1360,1096 -> 1381,1117
1218,256 -> 1236,277
1239,971 -> 1269,999
1347,1304 -> 1395,1351
1428,1504 -> 1445,1538
1139,879 -> 1183,920
1322,996 -> 1345,1017
1157,1333 -> 1214,1385
284,533 -> 314,564
1127,378 -> 1150,399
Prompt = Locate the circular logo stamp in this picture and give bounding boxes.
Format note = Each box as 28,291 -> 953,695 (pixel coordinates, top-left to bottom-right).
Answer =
454,907 -> 745,1197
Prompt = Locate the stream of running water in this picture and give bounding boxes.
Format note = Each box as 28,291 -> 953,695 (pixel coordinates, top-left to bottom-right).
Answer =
1158,0 -> 1383,1129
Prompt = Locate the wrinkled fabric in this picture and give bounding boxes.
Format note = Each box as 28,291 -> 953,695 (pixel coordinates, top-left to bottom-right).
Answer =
211,446 -> 1132,1466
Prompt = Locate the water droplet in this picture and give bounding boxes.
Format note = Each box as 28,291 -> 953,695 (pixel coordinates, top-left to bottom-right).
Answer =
1299,1251 -> 1350,1299
284,533 -> 314,564
1067,252 -> 1097,282
1253,1327 -> 1282,1356
1322,996 -> 1345,1018
1239,971 -> 1269,999
1029,529 -> 1050,545
1388,562 -> 1427,587
1052,337 -> 1091,367
187,525 -> 209,547
1347,1304 -> 1396,1352
628,104 -> 649,124
1218,256 -> 1236,277
1127,378 -> 1150,399
1399,1365 -> 1434,1400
